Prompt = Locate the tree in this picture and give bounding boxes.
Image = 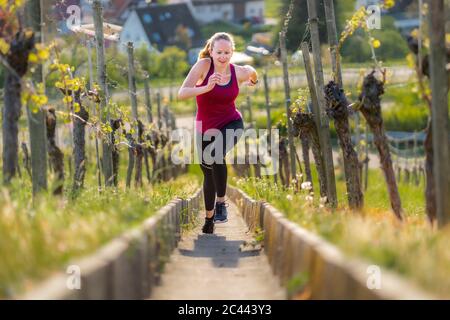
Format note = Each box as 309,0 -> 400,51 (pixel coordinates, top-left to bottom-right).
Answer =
157,46 -> 189,100
340,16 -> 409,62
25,0 -> 48,195
335,0 -> 358,32
274,0 -> 328,52
233,35 -> 246,52
135,43 -> 160,77
1,3 -> 36,184
104,49 -> 128,89
175,24 -> 192,51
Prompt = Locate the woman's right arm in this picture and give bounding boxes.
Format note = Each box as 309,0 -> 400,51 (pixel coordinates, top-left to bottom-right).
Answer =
178,59 -> 220,100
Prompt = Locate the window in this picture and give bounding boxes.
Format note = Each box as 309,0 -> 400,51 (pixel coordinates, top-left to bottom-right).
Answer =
143,13 -> 152,24
187,27 -> 194,37
165,12 -> 171,19
159,14 -> 165,21
152,32 -> 161,42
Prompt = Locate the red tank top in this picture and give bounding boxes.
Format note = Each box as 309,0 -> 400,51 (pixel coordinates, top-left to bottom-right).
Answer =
195,58 -> 242,133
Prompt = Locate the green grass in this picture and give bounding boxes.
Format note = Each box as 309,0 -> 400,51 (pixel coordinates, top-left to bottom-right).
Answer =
381,83 -> 449,132
231,167 -> 450,297
245,80 -> 448,139
0,160 -> 200,298
336,168 -> 426,215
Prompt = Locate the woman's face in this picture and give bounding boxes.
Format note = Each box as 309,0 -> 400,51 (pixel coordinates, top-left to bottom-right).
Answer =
209,39 -> 233,66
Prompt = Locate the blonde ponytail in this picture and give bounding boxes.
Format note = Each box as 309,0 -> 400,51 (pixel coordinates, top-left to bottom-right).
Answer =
198,32 -> 235,61
198,39 -> 212,60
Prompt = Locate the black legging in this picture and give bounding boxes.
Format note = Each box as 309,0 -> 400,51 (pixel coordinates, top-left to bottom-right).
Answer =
197,118 -> 244,211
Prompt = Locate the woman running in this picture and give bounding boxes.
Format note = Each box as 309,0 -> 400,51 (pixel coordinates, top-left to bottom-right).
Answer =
178,32 -> 258,234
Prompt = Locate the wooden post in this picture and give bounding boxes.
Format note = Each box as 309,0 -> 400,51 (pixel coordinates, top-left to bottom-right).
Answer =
324,0 -> 360,165
163,105 -> 170,132
301,44 -> 322,140
428,0 -> 450,227
171,111 -> 176,129
241,102 -> 247,122
364,122 -> 369,191
418,0 -> 424,76
127,42 -> 139,127
144,75 -> 153,124
263,71 -> 272,131
279,31 -> 297,182
395,140 -> 401,180
263,71 -> 277,183
156,91 -> 162,130
126,41 -> 141,188
93,0 -> 114,186
300,133 -> 313,183
87,39 -> 102,189
306,0 -> 338,207
323,0 -> 362,209
67,155 -> 72,177
404,146 -> 410,184
25,0 -> 48,195
125,135 -> 135,188
134,121 -> 144,187
87,40 -> 94,90
355,113 -> 361,156
246,94 -> 253,127
413,131 -> 419,185
246,94 -> 260,177
323,0 -> 343,86
301,42 -> 328,198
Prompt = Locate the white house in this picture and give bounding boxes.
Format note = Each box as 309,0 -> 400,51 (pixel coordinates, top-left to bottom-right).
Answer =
79,0 -> 160,25
119,2 -> 204,60
118,10 -> 152,51
354,0 -> 382,9
168,0 -> 265,24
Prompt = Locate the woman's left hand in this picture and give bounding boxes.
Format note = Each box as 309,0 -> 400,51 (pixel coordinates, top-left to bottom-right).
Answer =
243,79 -> 257,87
236,64 -> 258,87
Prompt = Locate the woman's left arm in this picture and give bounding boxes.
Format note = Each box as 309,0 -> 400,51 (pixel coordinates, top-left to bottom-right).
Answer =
236,65 -> 258,86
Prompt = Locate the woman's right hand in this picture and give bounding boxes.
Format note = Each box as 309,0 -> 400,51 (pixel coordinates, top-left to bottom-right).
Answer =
204,73 -> 222,92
